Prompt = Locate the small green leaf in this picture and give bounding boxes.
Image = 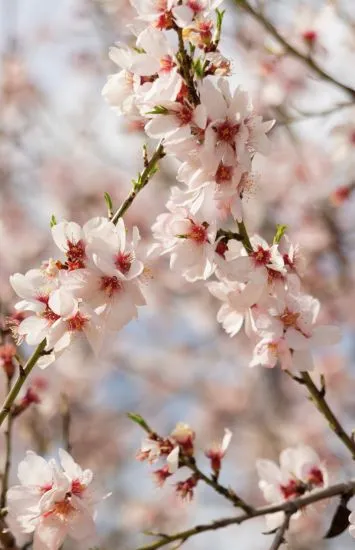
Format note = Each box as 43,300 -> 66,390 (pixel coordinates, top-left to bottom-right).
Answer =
273,224 -> 287,244
216,8 -> 226,31
104,192 -> 113,218
147,105 -> 169,115
127,412 -> 152,433
50,215 -> 57,228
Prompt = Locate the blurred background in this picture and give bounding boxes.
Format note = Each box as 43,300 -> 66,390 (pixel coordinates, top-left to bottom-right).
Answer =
1,0 -> 355,548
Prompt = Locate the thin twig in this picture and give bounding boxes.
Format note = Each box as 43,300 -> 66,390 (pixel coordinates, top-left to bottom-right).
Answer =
1,377 -> 14,508
111,143 -> 165,225
0,339 -> 46,427
130,415 -> 252,512
269,512 -> 291,550
134,480 -> 355,550
235,0 -> 355,100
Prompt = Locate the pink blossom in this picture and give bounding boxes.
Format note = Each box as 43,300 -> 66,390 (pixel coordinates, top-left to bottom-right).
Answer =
7,450 -> 101,550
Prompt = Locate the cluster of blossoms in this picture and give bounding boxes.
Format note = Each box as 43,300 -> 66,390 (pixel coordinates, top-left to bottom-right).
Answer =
102,0 -> 341,373
5,0 -> 355,547
137,422 -> 231,500
10,218 -> 147,367
6,450 -> 102,550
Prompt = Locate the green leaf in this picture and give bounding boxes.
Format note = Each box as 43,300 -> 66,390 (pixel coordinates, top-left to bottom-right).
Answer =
216,8 -> 226,32
127,412 -> 152,433
104,192 -> 113,218
273,224 -> 287,244
193,58 -> 206,79
147,105 -> 169,115
50,215 -> 57,228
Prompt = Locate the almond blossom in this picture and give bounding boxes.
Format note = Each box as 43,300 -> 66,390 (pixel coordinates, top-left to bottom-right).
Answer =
172,0 -> 224,28
7,450 -> 101,550
251,292 -> 341,371
150,207 -> 217,281
256,445 -> 329,530
207,279 -> 262,337
205,428 -> 232,474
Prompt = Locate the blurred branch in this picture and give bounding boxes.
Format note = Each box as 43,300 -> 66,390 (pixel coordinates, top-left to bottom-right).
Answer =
135,480 -> 355,550
235,0 -> 355,100
269,511 -> 291,550
60,394 -> 72,453
276,101 -> 354,125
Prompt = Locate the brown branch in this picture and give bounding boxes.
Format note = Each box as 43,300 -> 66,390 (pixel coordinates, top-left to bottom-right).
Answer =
135,480 -> 355,550
269,511 -> 291,550
235,0 -> 355,100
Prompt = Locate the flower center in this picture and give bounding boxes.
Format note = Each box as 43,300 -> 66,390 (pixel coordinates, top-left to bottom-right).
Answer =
280,308 -> 300,328
280,479 -> 306,500
44,499 -> 74,519
66,239 -> 86,270
214,120 -> 240,144
115,252 -> 132,274
187,222 -> 207,244
176,105 -> 193,126
100,275 -> 123,298
66,312 -> 88,332
307,467 -> 324,487
154,10 -> 173,30
216,162 -> 233,184
251,246 -> 271,266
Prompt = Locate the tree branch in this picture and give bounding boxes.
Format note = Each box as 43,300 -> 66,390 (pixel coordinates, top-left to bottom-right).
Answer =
1,377 -> 14,508
135,480 -> 355,550
235,0 -> 355,100
0,339 -> 46,427
269,511 -> 291,550
111,143 -> 165,225
129,414 -> 252,513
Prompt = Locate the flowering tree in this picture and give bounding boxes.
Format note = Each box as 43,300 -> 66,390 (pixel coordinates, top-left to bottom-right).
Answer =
1,0 -> 355,549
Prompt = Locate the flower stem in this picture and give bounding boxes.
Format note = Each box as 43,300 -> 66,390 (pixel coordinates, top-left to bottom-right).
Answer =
111,143 -> 165,225
0,378 -> 13,507
0,339 -> 46,427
